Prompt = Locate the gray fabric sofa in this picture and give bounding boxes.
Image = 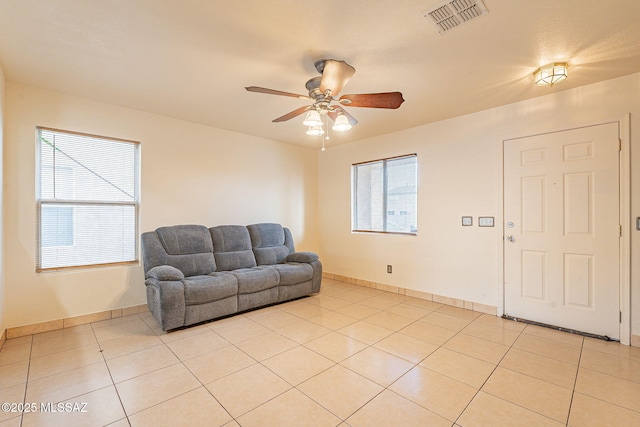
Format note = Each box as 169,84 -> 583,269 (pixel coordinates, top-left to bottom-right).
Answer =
141,223 -> 322,331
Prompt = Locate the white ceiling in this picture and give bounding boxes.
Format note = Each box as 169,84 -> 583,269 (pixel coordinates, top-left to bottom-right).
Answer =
1,0 -> 639,148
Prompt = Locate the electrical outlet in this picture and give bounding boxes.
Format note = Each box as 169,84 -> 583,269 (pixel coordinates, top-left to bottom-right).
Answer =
387,265 -> 392,274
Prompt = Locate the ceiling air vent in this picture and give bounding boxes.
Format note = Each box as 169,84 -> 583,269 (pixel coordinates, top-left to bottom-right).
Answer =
424,0 -> 489,33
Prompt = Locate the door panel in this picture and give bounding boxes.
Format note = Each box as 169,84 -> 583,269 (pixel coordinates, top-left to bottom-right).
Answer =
504,123 -> 620,339
564,253 -> 592,308
521,250 -> 545,300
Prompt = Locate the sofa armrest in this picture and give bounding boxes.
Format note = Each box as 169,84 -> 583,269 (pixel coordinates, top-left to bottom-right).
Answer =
146,265 -> 185,281
286,252 -> 319,263
145,277 -> 186,331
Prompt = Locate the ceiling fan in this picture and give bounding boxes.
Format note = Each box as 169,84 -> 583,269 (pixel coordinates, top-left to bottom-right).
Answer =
245,59 -> 404,134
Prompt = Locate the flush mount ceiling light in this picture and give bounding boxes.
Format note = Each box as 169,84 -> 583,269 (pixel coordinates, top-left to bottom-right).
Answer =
533,62 -> 568,87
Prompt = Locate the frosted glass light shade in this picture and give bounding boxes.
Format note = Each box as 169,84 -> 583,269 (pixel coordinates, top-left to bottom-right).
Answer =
332,114 -> 352,131
302,110 -> 322,126
534,62 -> 568,86
306,126 -> 324,136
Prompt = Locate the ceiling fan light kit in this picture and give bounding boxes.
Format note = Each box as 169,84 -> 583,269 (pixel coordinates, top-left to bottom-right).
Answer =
302,109 -> 323,127
306,126 -> 324,136
245,59 -> 404,148
332,114 -> 352,132
533,62 -> 568,86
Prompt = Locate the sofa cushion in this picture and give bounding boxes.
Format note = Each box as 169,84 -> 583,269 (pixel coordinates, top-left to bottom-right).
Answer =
247,223 -> 285,247
210,225 -> 257,271
142,228 -> 216,277
286,252 -> 319,263
183,273 -> 238,305
229,267 -> 279,294
252,246 -> 290,265
156,225 -> 213,255
270,263 -> 314,286
247,223 -> 293,265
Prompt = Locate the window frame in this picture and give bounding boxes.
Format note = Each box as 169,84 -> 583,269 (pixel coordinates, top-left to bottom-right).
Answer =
36,127 -> 140,272
352,153 -> 418,236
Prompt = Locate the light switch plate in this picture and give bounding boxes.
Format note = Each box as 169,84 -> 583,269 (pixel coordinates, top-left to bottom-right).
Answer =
478,216 -> 495,227
462,216 -> 472,226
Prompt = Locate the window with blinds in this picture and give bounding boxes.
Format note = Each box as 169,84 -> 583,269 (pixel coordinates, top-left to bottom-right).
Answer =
36,127 -> 140,271
352,154 -> 417,234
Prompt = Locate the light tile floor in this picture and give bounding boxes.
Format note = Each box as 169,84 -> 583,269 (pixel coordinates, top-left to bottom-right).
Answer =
1,278 -> 640,426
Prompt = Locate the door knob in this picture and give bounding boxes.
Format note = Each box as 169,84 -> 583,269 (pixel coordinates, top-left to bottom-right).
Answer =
506,235 -> 515,243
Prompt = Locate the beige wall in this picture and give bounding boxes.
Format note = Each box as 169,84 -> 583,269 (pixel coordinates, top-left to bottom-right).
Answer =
0,64 -> 5,337
318,72 -> 640,341
3,82 -> 319,329
4,73 -> 639,343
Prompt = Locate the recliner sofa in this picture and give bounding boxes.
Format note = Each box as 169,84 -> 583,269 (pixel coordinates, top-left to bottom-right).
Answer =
141,223 -> 321,331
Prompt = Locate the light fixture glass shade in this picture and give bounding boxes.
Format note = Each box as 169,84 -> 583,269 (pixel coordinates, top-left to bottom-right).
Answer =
533,62 -> 568,86
306,125 -> 324,136
332,114 -> 352,131
302,110 -> 322,126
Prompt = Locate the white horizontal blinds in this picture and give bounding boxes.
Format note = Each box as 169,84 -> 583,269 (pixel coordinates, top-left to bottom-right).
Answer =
37,128 -> 139,271
353,154 -> 417,234
385,155 -> 418,233
354,160 -> 384,232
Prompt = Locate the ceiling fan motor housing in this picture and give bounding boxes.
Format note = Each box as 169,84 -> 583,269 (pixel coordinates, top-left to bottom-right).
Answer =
305,77 -> 333,113
305,76 -> 322,97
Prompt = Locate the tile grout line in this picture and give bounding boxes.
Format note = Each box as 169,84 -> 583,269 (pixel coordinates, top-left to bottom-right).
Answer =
193,338 -> 257,424
17,336 -> 34,427
460,323 -> 584,426
565,337 -> 586,426
341,306 -> 483,424
93,314 -> 132,427
215,290 -> 411,424
450,314 -> 527,426
300,284 -> 496,424
235,306 -> 359,423
98,313 -> 221,424
154,320 -> 240,424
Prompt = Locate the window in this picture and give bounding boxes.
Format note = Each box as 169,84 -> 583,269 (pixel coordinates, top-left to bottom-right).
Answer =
41,205 -> 74,247
352,154 -> 417,234
36,127 -> 140,271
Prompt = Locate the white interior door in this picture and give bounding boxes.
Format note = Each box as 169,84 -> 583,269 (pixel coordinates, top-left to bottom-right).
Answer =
503,123 -> 620,339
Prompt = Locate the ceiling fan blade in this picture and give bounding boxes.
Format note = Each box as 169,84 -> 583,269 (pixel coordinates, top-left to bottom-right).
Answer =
339,92 -> 405,109
272,105 -> 311,123
319,60 -> 355,96
245,86 -> 310,100
328,106 -> 358,126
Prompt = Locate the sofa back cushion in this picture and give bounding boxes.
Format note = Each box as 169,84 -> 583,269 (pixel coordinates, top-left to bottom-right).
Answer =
142,225 -> 216,277
157,225 -> 213,255
210,225 -> 258,271
247,223 -> 295,265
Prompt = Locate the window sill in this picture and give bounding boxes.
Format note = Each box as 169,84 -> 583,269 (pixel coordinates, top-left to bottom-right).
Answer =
351,230 -> 417,236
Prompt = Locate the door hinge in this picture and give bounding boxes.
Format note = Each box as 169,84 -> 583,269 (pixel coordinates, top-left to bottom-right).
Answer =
619,225 -> 623,237
620,311 -> 622,323
619,138 -> 622,151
